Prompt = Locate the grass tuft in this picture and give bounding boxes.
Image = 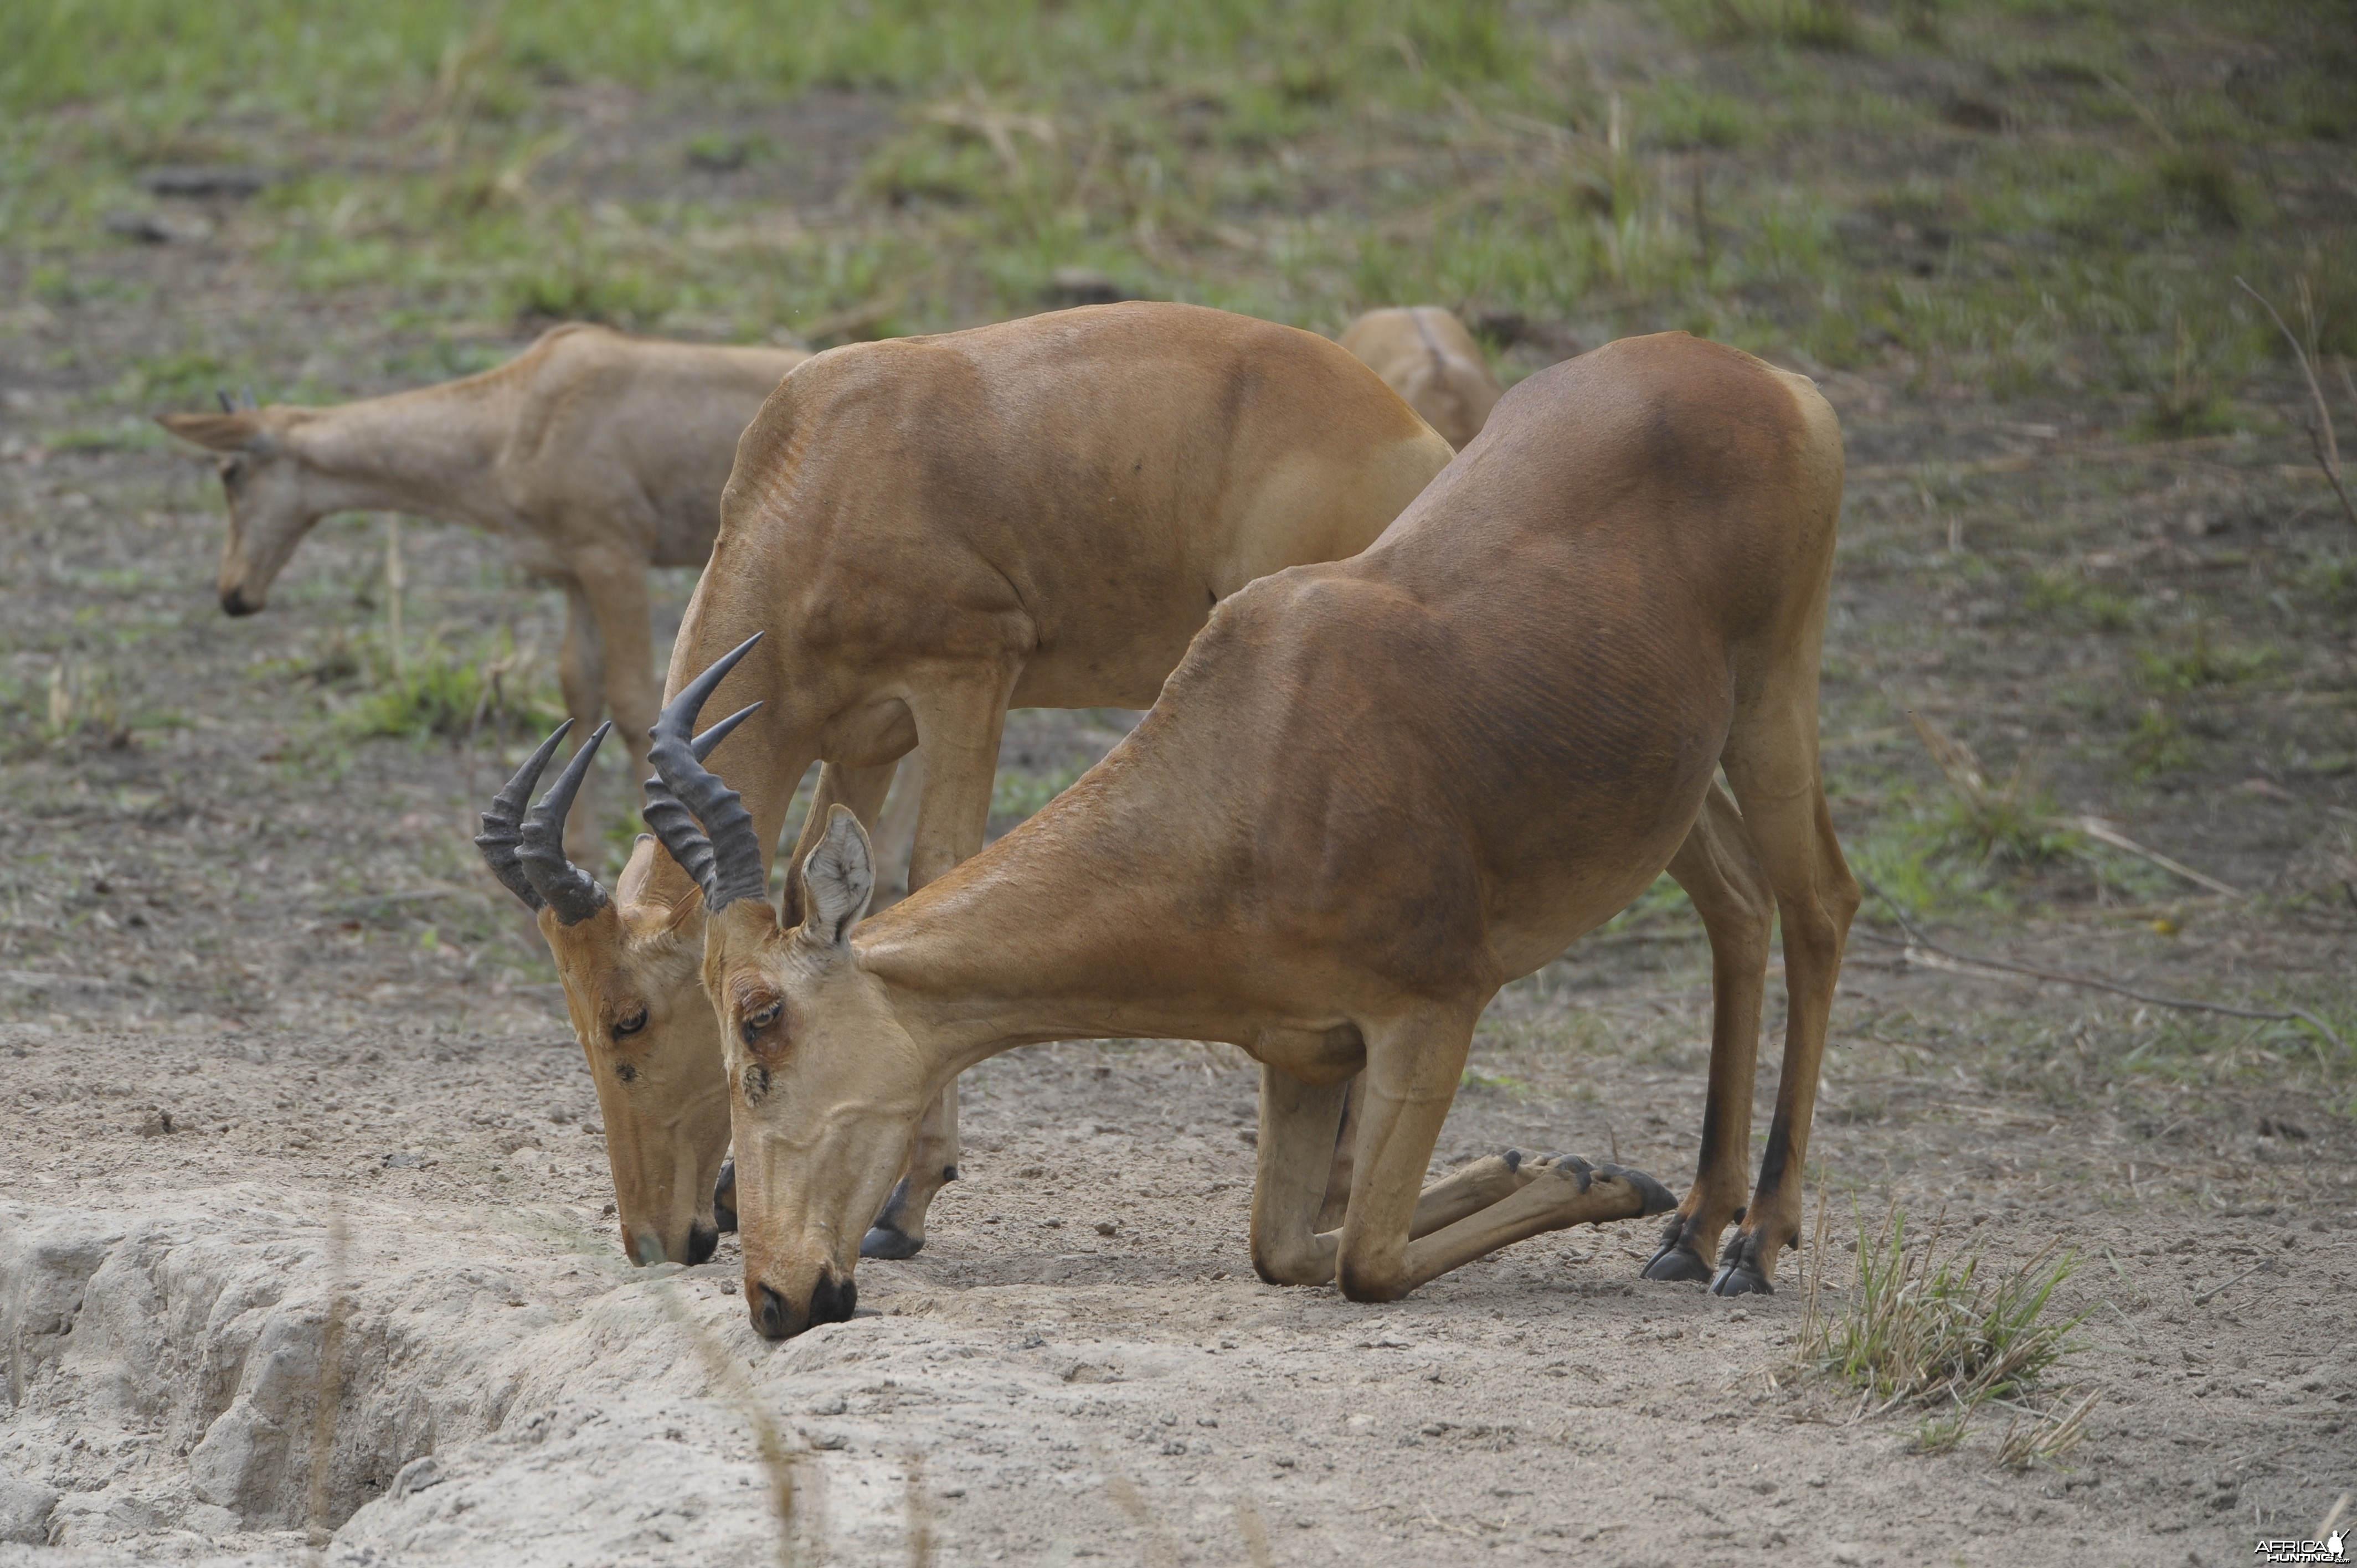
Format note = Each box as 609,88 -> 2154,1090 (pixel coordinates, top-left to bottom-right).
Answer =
336,628 -> 564,742
1805,1202 -> 2082,1414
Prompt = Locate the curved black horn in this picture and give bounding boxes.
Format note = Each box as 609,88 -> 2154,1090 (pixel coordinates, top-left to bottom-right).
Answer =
215,388 -> 236,414
239,385 -> 259,411
645,633 -> 768,912
641,699 -> 761,896
518,720 -> 612,926
475,721 -> 572,911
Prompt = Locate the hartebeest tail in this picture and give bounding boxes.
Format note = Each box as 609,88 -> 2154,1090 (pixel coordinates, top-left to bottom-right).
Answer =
476,303 -> 1453,1268
652,330 -> 1854,1338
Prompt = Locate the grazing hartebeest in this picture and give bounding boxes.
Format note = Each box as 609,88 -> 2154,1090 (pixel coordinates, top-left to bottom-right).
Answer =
477,303 -> 1454,1267
1339,307 -> 1503,450
158,324 -> 807,852
647,331 -> 1856,1339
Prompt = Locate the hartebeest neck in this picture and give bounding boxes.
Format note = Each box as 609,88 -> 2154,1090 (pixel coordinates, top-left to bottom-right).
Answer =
850,761 -> 1284,1079
285,374 -> 524,532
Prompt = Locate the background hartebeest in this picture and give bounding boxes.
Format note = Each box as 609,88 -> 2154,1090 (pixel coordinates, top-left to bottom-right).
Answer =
646,331 -> 1856,1340
478,302 -> 1454,1268
158,323 -> 807,855
1338,307 -> 1504,450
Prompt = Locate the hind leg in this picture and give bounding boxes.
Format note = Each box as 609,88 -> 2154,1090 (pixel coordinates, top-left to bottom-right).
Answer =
1643,783 -> 1776,1282
1711,685 -> 1859,1295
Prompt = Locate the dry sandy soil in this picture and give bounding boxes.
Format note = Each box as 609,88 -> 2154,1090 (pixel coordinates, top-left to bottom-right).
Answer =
5,55 -> 2357,1564
0,467 -> 2350,1565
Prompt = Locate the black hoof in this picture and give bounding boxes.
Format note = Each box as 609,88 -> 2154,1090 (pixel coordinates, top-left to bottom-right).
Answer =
1599,1163 -> 1677,1216
1502,1149 -> 1522,1173
861,1224 -> 923,1260
713,1158 -> 738,1235
1641,1240 -> 1714,1282
1711,1229 -> 1778,1294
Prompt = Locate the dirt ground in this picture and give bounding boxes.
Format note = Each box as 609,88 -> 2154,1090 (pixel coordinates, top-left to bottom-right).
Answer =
6,22 -> 2357,1562
0,425 -> 2351,1562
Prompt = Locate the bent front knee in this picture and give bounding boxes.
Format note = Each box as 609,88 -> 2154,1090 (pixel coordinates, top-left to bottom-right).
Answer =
1335,1249 -> 1412,1304
1251,1235 -> 1334,1288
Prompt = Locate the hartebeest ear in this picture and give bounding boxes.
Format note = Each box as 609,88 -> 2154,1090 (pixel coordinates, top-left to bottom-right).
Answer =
155,411 -> 274,455
797,805 -> 873,949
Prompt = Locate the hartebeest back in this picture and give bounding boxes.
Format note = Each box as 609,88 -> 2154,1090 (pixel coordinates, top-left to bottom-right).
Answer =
649,331 -> 1856,1339
1338,307 -> 1503,449
480,302 -> 1453,1268
158,323 -> 807,848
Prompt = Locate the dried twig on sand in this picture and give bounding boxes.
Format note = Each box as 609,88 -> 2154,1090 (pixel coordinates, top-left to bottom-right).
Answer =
2237,275 -> 2356,529
1855,874 -> 2346,1053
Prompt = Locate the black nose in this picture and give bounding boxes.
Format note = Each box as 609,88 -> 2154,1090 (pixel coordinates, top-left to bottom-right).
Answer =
686,1221 -> 718,1266
713,1158 -> 737,1234
810,1270 -> 857,1327
753,1282 -> 792,1340
220,588 -> 259,616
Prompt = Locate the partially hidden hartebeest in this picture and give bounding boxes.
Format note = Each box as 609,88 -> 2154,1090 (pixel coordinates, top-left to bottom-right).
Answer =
645,331 -> 1856,1339
157,323 -> 807,853
475,302 -> 1454,1268
1339,307 -> 1504,450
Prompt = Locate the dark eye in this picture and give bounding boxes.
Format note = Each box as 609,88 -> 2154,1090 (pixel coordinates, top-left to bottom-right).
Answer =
742,1001 -> 781,1042
611,1007 -> 648,1039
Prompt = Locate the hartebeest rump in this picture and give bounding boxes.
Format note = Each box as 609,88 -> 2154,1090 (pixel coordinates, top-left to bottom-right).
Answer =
479,302 -> 1454,1267
1338,307 -> 1504,450
649,331 -> 1856,1339
158,323 -> 807,850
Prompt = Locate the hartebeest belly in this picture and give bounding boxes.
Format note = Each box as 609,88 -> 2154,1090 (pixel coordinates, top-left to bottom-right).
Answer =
477,302 -> 1455,1269
641,329 -> 1856,1338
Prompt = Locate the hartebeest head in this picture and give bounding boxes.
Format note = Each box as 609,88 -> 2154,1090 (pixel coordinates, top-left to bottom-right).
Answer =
476,719 -> 734,1266
645,637 -> 928,1338
156,393 -> 342,617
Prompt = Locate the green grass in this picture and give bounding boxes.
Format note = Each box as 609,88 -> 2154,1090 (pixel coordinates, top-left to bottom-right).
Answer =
5,0 -> 2344,393
990,761 -> 1087,823
332,627 -> 565,742
1802,1202 -> 2087,1463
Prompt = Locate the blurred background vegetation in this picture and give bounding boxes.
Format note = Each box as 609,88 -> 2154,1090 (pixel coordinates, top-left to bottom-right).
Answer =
2,0 -> 2350,1023
4,0 -> 2348,404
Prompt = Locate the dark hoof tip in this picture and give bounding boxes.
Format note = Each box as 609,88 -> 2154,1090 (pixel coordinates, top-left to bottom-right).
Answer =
1709,1263 -> 1775,1297
860,1225 -> 923,1260
1641,1244 -> 1713,1283
1503,1149 -> 1522,1173
1600,1163 -> 1678,1216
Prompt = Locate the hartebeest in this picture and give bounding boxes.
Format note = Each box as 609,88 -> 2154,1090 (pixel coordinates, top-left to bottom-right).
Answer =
158,324 -> 807,852
1339,307 -> 1504,450
647,331 -> 1856,1339
477,303 -> 1454,1267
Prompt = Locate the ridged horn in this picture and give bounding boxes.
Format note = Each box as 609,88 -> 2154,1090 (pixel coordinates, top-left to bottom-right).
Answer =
641,699 -> 761,898
518,720 -> 612,926
645,633 -> 768,912
475,721 -> 573,911
215,388 -> 236,414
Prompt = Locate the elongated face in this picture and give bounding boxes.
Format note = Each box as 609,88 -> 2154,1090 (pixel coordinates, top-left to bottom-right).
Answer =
155,410 -> 319,615
702,813 -> 935,1339
476,730 -> 735,1267
541,860 -> 732,1266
